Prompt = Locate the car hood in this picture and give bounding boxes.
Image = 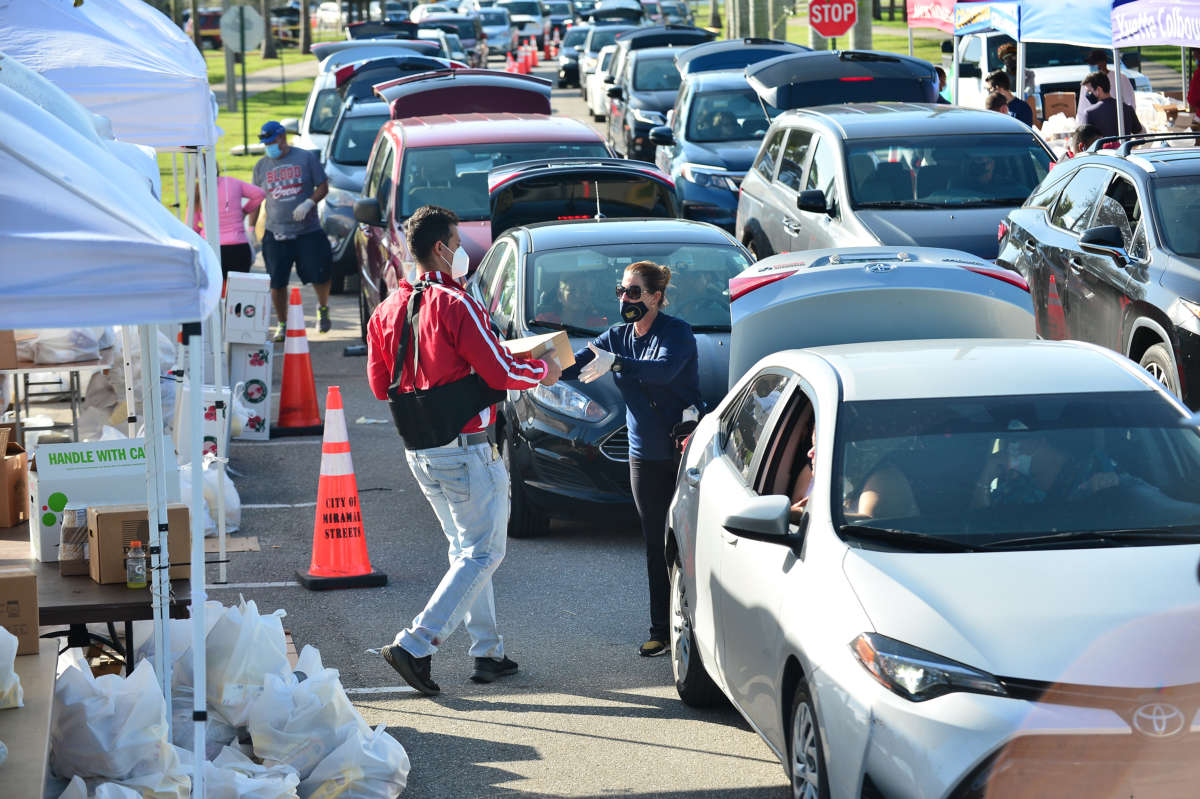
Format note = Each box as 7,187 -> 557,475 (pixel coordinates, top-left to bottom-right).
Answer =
325,159 -> 368,192
683,140 -> 758,172
854,207 -> 1009,260
843,545 -> 1200,686
629,90 -> 678,112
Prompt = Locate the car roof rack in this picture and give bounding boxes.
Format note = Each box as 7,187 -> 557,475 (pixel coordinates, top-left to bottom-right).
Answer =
1090,132 -> 1200,156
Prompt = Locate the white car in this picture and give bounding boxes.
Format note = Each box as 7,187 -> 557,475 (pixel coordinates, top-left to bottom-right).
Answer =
496,0 -> 548,47
409,1 -> 456,22
668,248 -> 1200,798
585,43 -> 617,120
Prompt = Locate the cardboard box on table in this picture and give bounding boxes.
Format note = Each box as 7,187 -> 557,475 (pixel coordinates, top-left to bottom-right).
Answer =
87,503 -> 191,585
229,343 -> 273,440
0,567 -> 38,655
0,424 -> 28,529
503,331 -> 575,369
1042,91 -> 1077,122
224,273 -> 272,345
27,439 -> 181,562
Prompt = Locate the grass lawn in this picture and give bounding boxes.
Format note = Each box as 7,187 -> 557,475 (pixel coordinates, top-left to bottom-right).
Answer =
203,29 -> 342,85
157,78 -> 314,208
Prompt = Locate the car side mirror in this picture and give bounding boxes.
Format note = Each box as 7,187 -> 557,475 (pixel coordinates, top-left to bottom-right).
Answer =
604,73 -> 616,83
722,494 -> 800,548
940,40 -> 953,55
648,125 -> 674,146
958,62 -> 982,79
607,85 -> 623,99
280,118 -> 300,134
353,197 -> 383,226
796,189 -> 829,215
1080,225 -> 1129,266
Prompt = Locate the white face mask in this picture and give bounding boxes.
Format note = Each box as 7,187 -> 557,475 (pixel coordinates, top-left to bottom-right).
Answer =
440,243 -> 470,279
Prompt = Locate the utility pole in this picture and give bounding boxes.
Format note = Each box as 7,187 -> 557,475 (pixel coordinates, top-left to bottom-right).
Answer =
749,0 -> 769,38
190,0 -> 202,49
260,0 -> 277,59
768,0 -> 786,40
223,0 -> 237,112
849,0 -> 874,50
300,0 -> 312,54
707,0 -> 721,33
171,0 -> 183,27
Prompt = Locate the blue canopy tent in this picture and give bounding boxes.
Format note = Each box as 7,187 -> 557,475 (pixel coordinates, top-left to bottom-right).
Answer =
952,0 -> 1133,133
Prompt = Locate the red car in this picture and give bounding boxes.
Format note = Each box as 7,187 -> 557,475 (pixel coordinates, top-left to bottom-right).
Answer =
351,70 -> 610,327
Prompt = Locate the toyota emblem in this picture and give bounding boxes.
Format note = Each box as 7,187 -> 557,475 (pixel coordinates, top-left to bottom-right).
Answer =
1131,702 -> 1186,738
865,262 -> 895,273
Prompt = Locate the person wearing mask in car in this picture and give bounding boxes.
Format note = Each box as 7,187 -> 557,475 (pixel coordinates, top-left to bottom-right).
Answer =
252,120 -> 333,342
561,261 -> 701,658
1078,49 -> 1136,117
1077,73 -> 1143,139
192,170 -> 266,280
369,205 -> 562,696
985,70 -> 1034,126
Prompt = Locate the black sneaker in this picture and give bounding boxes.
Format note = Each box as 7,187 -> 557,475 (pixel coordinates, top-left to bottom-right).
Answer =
317,305 -> 332,334
382,644 -> 440,696
471,655 -> 519,683
639,638 -> 669,657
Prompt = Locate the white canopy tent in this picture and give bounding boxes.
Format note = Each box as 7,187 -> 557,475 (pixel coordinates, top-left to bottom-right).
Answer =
1,2 -> 226,795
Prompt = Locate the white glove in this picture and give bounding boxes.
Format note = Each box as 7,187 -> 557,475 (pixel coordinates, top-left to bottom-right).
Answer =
291,197 -> 315,222
579,344 -> 615,383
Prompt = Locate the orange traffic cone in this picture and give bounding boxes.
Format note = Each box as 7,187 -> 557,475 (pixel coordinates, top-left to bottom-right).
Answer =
274,287 -> 324,437
505,51 -> 516,73
297,386 -> 387,590
530,37 -> 539,66
518,45 -> 530,73
544,32 -> 553,59
1045,274 -> 1068,340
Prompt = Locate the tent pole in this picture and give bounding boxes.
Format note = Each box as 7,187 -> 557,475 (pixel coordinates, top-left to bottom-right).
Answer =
184,322 -> 208,799
1017,41 -> 1026,102
200,147 -> 229,584
1114,47 -> 1126,137
952,34 -> 960,104
171,153 -> 181,216
121,328 -> 138,438
1183,47 -> 1188,105
138,324 -> 173,725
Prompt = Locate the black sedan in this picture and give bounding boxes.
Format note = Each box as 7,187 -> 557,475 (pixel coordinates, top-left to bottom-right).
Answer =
465,218 -> 752,536
998,135 -> 1200,408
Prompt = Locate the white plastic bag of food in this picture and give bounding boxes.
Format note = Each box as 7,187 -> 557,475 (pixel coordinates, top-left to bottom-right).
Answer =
205,599 -> 290,728
178,462 -> 218,537
49,655 -> 180,784
204,746 -> 301,799
30,328 -> 103,364
0,626 -> 23,709
297,725 -> 410,799
248,646 -> 370,779
203,453 -> 242,534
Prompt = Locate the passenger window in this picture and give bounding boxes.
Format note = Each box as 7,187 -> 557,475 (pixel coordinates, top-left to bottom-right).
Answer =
472,243 -> 505,305
1026,171 -> 1070,208
723,372 -> 789,483
758,388 -> 817,508
376,147 -> 396,221
1095,175 -> 1146,259
490,244 -> 519,329
805,136 -> 839,203
1049,167 -> 1109,233
776,130 -> 813,192
753,130 -> 786,180
363,143 -> 386,198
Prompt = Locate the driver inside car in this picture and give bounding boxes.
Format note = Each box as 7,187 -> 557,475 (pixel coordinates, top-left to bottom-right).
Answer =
534,272 -> 610,329
972,428 -> 1122,508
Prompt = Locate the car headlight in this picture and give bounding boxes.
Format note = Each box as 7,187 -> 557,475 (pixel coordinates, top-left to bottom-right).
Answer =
851,633 -> 1007,702
680,163 -> 739,192
1179,298 -> 1200,321
325,187 -> 357,209
530,381 -> 607,421
631,108 -> 666,126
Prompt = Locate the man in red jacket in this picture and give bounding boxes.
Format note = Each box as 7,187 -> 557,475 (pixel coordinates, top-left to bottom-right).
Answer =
367,205 -> 561,695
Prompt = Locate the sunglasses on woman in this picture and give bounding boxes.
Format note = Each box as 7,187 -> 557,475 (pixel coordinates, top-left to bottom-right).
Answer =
615,285 -> 646,300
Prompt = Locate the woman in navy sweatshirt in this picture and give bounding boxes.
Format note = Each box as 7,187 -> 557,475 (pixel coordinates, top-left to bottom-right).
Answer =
562,261 -> 701,658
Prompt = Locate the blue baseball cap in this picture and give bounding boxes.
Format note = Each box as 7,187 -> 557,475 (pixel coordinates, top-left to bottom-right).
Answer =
259,120 -> 286,143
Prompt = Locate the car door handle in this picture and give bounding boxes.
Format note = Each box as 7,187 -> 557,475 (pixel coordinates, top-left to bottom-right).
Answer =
1068,256 -> 1086,271
684,467 -> 700,487
783,219 -> 802,233
721,531 -> 739,546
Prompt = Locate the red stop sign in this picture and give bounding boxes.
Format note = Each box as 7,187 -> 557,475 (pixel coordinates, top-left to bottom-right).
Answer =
809,0 -> 857,38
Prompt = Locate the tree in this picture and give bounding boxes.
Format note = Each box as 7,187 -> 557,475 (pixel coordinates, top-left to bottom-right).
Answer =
300,0 -> 312,54
707,0 -> 721,32
260,0 -> 277,58
190,0 -> 201,48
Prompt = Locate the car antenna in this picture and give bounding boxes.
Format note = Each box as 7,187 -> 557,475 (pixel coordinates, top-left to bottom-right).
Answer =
593,180 -> 605,219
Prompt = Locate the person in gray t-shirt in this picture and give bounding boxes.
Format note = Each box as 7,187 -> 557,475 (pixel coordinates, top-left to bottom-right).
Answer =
252,120 -> 334,339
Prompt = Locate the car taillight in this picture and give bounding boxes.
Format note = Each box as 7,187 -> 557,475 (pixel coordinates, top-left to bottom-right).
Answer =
839,76 -> 873,81
729,268 -> 798,301
997,221 -> 1008,242
557,214 -> 590,219
962,265 -> 1029,292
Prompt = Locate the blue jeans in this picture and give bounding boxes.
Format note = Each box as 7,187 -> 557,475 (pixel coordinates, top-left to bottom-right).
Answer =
397,441 -> 509,659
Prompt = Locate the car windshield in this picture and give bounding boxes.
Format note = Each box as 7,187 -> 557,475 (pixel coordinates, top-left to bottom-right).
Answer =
545,2 -> 572,13
585,25 -> 631,52
330,113 -> 388,166
397,141 -> 610,220
500,0 -> 540,14
479,9 -> 508,23
835,391 -> 1200,550
433,18 -> 476,38
1151,176 -> 1200,258
661,0 -> 685,12
633,56 -> 680,91
309,89 -> 343,134
687,88 -> 771,142
846,134 -> 1051,210
985,36 -> 1096,72
527,242 -> 751,334
562,27 -> 589,47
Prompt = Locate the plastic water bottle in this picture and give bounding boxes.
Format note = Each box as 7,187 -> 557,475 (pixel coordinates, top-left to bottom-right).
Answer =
126,541 -> 147,589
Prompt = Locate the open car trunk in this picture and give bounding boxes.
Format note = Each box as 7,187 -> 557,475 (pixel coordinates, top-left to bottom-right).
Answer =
727,248 -> 1035,386
373,69 -> 552,119
346,20 -> 420,39
674,38 -> 808,75
746,50 -> 938,110
311,39 -> 441,62
334,56 -> 455,100
488,159 -> 678,236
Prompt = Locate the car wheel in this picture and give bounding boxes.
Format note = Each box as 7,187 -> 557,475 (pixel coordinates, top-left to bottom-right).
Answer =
1139,343 -> 1181,397
358,288 -> 369,344
788,681 -> 830,799
670,556 -> 719,707
500,426 -> 549,538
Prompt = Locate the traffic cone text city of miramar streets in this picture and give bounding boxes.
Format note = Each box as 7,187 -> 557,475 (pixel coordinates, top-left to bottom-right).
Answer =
297,385 -> 387,590
274,287 -> 324,437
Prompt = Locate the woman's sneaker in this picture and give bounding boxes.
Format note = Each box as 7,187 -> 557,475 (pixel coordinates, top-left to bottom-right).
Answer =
273,321 -> 286,343
317,305 -> 331,334
639,639 -> 669,657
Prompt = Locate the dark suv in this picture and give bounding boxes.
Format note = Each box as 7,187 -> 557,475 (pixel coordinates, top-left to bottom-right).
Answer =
997,135 -> 1200,407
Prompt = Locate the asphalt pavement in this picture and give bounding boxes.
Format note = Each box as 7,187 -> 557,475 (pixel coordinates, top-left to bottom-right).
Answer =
213,57 -> 790,799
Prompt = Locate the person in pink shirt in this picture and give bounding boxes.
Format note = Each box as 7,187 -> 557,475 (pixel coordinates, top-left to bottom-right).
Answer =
193,175 -> 266,279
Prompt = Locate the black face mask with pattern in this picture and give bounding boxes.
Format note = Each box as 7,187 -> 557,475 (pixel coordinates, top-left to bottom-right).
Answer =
620,300 -> 648,323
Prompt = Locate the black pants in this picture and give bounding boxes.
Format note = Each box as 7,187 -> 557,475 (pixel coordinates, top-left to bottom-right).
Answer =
630,456 -> 675,641
220,243 -> 253,279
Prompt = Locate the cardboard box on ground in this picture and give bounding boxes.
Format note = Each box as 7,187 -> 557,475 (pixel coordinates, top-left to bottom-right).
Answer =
0,566 -> 38,655
87,503 -> 191,585
0,423 -> 28,529
504,330 -> 575,369
0,330 -> 16,371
